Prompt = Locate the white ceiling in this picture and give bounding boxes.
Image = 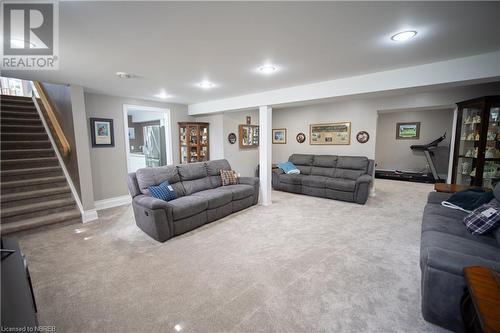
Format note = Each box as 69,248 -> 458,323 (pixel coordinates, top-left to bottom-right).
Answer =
4,1 -> 500,105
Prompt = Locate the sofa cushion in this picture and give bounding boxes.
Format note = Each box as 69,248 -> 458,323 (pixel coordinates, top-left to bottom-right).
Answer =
334,168 -> 366,180
495,226 -> 500,246
302,175 -> 328,188
310,167 -> 335,178
289,154 -> 314,166
279,174 -> 303,185
182,178 -> 213,195
168,195 -> 208,220
296,165 -> 312,175
336,156 -> 369,171
223,184 -> 254,200
325,178 -> 356,192
313,155 -> 337,167
191,188 -> 233,209
136,166 -> 184,196
421,231 -> 500,264
206,159 -> 232,187
177,162 -> 208,181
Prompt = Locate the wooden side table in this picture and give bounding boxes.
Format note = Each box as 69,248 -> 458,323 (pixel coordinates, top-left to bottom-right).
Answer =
461,266 -> 500,333
434,183 -> 489,193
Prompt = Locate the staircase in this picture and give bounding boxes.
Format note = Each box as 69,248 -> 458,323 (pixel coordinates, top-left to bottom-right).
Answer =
1,95 -> 81,234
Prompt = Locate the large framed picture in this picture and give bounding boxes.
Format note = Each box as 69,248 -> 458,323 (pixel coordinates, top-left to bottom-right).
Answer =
310,122 -> 351,145
90,117 -> 114,147
272,128 -> 287,144
238,124 -> 259,149
396,122 -> 420,140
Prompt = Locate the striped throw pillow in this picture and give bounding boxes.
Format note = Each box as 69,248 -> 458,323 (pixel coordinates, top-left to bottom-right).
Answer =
220,169 -> 238,186
148,181 -> 177,202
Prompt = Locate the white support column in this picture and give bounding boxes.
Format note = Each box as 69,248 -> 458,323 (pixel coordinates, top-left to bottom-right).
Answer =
259,105 -> 272,206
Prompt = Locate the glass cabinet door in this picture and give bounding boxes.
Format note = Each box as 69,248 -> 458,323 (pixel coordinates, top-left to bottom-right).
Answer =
455,107 -> 483,185
482,106 -> 500,189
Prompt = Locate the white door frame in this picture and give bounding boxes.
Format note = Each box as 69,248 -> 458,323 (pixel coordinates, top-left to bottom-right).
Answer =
122,104 -> 173,173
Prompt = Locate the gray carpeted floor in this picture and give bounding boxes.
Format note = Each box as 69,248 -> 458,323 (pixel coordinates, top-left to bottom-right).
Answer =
18,179 -> 449,333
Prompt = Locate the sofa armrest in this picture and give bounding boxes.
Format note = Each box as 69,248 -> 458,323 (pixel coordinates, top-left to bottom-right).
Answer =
238,177 -> 260,205
134,194 -> 173,211
427,191 -> 453,204
425,246 -> 500,276
272,168 -> 284,175
355,174 -> 373,184
132,195 -> 174,242
238,176 -> 258,186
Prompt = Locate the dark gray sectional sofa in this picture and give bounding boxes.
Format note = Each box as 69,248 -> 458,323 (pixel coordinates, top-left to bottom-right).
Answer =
127,159 -> 259,242
272,154 -> 374,204
420,189 -> 500,332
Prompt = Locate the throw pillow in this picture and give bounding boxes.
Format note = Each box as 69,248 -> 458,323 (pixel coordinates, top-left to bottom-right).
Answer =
441,189 -> 494,213
148,181 -> 177,202
277,161 -> 300,175
220,169 -> 238,186
463,199 -> 500,235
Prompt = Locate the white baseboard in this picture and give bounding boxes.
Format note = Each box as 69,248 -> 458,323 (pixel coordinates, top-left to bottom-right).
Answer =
94,195 -> 132,211
82,209 -> 98,223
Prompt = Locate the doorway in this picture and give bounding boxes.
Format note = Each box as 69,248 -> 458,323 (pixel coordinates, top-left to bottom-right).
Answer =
123,105 -> 173,173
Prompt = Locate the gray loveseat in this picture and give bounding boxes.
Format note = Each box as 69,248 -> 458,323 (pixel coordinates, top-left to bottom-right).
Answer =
127,159 -> 259,242
420,188 -> 500,332
272,154 -> 374,204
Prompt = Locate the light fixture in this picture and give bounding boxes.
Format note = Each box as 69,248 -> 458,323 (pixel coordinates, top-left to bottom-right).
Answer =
198,81 -> 215,89
390,30 -> 417,42
154,91 -> 171,99
258,64 -> 278,74
174,324 -> 182,332
115,72 -> 134,79
10,38 -> 36,48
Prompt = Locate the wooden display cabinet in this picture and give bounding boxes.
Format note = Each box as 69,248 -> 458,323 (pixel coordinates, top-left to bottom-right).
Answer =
452,96 -> 500,189
178,122 -> 209,163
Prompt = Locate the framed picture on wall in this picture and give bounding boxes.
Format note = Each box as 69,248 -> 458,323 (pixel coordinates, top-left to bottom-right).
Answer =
238,124 -> 259,148
90,117 -> 115,147
396,122 -> 420,140
272,129 -> 287,144
310,122 -> 351,145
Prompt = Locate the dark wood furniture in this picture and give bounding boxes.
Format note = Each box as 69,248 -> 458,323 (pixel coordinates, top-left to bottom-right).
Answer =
178,122 -> 209,163
461,266 -> 500,333
434,183 -> 489,193
1,237 -> 38,330
452,96 -> 500,190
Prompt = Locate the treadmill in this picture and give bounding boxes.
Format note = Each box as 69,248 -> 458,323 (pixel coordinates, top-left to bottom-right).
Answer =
376,133 -> 447,183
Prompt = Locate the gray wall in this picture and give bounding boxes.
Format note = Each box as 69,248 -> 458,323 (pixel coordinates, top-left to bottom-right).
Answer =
223,109 -> 259,177
376,108 -> 454,172
84,92 -> 192,201
270,82 -> 500,166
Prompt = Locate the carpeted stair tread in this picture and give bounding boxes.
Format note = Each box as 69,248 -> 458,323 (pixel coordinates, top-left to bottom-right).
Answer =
0,110 -> 39,118
1,166 -> 62,177
1,117 -> 42,125
1,148 -> 55,159
1,156 -> 59,170
0,210 -> 81,234
1,175 -> 66,189
1,124 -> 45,132
1,140 -> 52,149
0,185 -> 70,203
0,132 -> 49,140
1,198 -> 76,218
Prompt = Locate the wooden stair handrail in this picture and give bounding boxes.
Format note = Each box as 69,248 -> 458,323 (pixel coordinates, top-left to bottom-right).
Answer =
32,81 -> 71,157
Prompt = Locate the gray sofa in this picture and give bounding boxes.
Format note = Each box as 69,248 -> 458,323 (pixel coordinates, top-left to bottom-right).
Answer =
420,189 -> 500,332
272,154 -> 374,204
127,159 -> 259,242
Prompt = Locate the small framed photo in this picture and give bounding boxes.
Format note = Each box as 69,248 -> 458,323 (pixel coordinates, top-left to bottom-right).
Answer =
90,118 -> 114,147
396,122 -> 420,140
272,129 -> 287,144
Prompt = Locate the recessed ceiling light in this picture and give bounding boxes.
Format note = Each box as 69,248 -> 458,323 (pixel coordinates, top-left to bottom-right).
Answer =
154,91 -> 171,99
258,65 -> 278,74
391,30 -> 417,42
115,72 -> 134,79
198,81 -> 215,89
174,324 -> 182,332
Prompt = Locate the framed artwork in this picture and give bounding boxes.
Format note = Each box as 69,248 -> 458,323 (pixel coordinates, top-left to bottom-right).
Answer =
356,131 -> 370,144
90,118 -> 114,147
296,132 -> 306,143
128,128 -> 135,140
272,129 -> 287,144
246,116 -> 251,125
239,124 -> 259,148
310,122 -> 351,145
396,122 -> 420,140
228,133 -> 237,144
